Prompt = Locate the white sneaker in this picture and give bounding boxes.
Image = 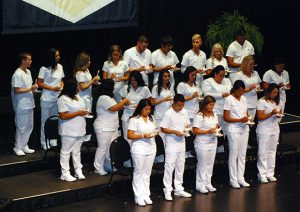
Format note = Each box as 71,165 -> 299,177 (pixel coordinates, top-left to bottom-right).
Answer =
196,187 -> 209,194
144,197 -> 153,205
94,169 -> 108,176
230,182 -> 240,189
75,170 -> 86,180
135,199 -> 146,206
23,146 -> 35,154
60,174 -> 76,182
238,181 -> 250,187
174,190 -> 192,198
13,148 -> 25,156
205,184 -> 217,192
258,177 -> 268,183
164,192 -> 173,201
267,176 -> 277,182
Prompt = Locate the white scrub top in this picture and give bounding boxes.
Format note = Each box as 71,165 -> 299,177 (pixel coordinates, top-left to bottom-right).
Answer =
151,85 -> 174,121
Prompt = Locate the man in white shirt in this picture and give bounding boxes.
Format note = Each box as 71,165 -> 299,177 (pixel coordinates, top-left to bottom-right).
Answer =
226,28 -> 255,83
160,94 -> 192,200
123,35 -> 152,86
11,52 -> 38,156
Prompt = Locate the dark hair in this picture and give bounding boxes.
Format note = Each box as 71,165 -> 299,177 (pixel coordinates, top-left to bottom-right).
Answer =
264,83 -> 280,105
182,66 -> 197,85
48,48 -> 59,70
230,80 -> 245,94
73,51 -> 90,75
199,95 -> 216,115
60,78 -> 78,99
137,35 -> 148,43
160,35 -> 174,46
18,52 -> 31,64
236,27 -> 246,36
130,98 -> 153,121
209,65 -> 225,78
173,93 -> 185,103
97,79 -> 115,98
157,70 -> 171,96
127,71 -> 146,92
108,45 -> 122,62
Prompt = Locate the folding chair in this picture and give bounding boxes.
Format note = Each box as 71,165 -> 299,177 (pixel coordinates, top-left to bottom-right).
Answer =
106,136 -> 133,194
43,115 -> 60,162
277,135 -> 299,172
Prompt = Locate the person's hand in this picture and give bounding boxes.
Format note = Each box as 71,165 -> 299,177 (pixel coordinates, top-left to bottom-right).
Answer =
123,98 -> 130,106
175,131 -> 184,137
111,73 -> 116,79
208,127 -> 217,134
240,116 -> 248,123
31,84 -> 38,91
78,110 -> 89,116
53,86 -> 62,92
271,109 -> 278,115
193,92 -> 199,98
278,82 -> 284,88
285,83 -> 291,89
164,96 -> 173,102
92,76 -> 100,82
143,133 -> 154,139
138,66 -> 146,72
249,84 -> 257,90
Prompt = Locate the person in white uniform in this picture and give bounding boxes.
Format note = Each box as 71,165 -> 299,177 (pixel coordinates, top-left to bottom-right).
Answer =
193,95 -> 219,193
102,45 -> 129,103
93,79 -> 130,176
11,52 -> 38,156
202,65 -> 231,138
256,83 -> 281,183
206,43 -> 228,75
223,80 -> 250,188
151,35 -> 180,86
160,94 -> 192,201
177,66 -> 202,123
57,79 -> 89,182
37,48 -> 65,150
128,99 -> 157,206
226,28 -> 255,83
181,34 -> 207,86
123,35 -> 152,85
120,71 -> 152,145
262,57 -> 291,115
233,55 -> 261,120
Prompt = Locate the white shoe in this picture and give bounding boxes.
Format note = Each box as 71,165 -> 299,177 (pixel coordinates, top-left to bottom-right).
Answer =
135,199 -> 146,206
144,197 -> 153,205
258,177 -> 268,183
164,192 -> 173,201
75,170 -> 86,180
230,182 -> 240,189
267,176 -> 277,182
60,174 -> 76,182
238,181 -> 250,187
196,187 -> 209,194
23,146 -> 35,154
13,148 -> 25,156
205,184 -> 217,192
94,169 -> 108,176
174,190 -> 192,198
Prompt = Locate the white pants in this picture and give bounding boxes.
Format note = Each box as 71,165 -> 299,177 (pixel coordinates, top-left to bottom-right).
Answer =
132,153 -> 155,201
257,133 -> 279,179
227,131 -> 249,184
94,129 -> 118,172
248,108 -> 256,121
40,100 -> 58,148
60,136 -> 83,176
195,146 -> 217,189
122,120 -> 132,146
163,151 -> 186,193
15,109 -> 34,150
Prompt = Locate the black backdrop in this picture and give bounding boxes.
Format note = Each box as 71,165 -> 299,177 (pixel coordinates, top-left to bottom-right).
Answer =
1,0 -> 299,114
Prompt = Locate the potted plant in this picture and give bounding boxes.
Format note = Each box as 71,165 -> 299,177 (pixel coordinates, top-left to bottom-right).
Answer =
206,10 -> 264,56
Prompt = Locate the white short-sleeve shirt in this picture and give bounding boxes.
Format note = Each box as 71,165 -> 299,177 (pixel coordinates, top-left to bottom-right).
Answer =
193,113 -> 219,150
123,46 -> 152,85
102,60 -> 128,93
176,82 -> 201,119
151,85 -> 174,122
94,95 -> 119,131
38,63 -> 64,102
75,69 -> 92,104
205,57 -> 228,71
57,95 -> 86,137
181,49 -> 206,86
120,85 -> 152,121
263,69 -> 289,103
256,98 -> 281,135
226,40 -> 255,72
233,71 -> 261,108
160,108 -> 190,153
202,77 -> 232,115
151,49 -> 179,85
223,95 -> 250,133
128,116 -> 157,155
11,68 -> 35,111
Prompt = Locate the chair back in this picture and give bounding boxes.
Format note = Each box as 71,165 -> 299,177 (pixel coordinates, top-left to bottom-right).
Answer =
44,115 -> 59,140
155,135 -> 165,157
109,136 -> 131,169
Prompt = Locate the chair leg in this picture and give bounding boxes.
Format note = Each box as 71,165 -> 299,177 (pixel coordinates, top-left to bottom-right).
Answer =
106,173 -> 115,194
43,150 -> 48,162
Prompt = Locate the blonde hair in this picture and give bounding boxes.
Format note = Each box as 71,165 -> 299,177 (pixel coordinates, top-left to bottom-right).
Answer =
192,34 -> 201,41
240,55 -> 254,73
210,43 -> 224,58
